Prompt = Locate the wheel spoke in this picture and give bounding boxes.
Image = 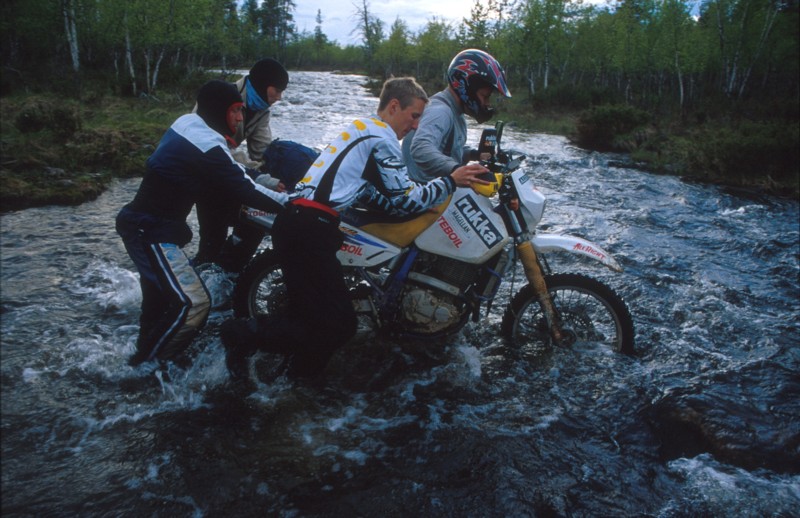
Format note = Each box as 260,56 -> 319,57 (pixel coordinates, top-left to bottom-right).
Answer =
502,273 -> 635,354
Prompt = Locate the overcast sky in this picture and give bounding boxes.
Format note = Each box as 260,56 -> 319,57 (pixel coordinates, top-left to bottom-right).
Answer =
289,0 -> 621,47
291,0 -> 482,46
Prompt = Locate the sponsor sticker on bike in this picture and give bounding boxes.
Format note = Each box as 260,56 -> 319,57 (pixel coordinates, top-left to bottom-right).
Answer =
451,196 -> 503,248
436,216 -> 463,248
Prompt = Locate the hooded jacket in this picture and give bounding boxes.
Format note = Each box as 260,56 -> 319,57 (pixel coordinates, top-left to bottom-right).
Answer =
232,76 -> 273,163
120,81 -> 287,245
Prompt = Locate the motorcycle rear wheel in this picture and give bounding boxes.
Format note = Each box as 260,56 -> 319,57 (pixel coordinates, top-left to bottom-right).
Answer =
232,250 -> 286,319
501,273 -> 635,354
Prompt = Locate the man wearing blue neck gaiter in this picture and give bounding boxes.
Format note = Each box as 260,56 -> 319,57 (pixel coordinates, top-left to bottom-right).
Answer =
194,58 -> 290,272
232,58 -> 290,167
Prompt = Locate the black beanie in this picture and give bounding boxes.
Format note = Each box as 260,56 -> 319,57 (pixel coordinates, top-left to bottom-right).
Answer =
248,58 -> 289,95
196,80 -> 243,137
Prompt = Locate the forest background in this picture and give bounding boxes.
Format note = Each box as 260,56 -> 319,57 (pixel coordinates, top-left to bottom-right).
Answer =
1,0 -> 797,210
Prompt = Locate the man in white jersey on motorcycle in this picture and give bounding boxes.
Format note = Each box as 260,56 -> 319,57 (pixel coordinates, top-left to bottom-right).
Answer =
220,77 -> 492,386
402,49 -> 512,182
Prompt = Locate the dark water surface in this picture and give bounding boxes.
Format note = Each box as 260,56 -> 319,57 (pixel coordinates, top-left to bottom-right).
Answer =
2,72 -> 798,517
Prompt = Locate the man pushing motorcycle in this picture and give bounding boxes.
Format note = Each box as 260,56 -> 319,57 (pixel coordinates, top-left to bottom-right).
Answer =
220,77 -> 492,387
116,80 -> 288,367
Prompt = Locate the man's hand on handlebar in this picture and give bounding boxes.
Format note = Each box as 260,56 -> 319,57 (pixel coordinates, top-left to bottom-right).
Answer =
450,163 -> 492,188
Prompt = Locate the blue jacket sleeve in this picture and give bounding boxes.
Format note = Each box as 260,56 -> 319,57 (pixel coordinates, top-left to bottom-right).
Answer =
205,146 -> 288,213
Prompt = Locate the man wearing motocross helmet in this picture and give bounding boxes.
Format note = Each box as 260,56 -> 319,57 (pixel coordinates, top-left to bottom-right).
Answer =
116,80 -> 288,367
402,48 -> 511,182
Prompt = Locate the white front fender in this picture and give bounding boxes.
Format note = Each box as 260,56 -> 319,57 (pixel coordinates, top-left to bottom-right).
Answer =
531,234 -> 623,272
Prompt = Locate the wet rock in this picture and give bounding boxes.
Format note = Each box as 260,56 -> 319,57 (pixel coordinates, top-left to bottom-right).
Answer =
647,359 -> 800,473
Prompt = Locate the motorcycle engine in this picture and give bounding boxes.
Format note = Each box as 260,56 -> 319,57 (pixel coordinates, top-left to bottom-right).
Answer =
400,287 -> 461,333
398,252 -> 480,334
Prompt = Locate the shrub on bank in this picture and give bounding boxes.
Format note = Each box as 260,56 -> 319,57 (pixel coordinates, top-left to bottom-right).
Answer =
1,92 -> 190,211
674,121 -> 800,192
15,97 -> 81,141
568,101 -> 798,196
574,104 -> 651,151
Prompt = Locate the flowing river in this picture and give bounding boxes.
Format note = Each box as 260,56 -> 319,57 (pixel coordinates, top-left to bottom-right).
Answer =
1,71 -> 798,517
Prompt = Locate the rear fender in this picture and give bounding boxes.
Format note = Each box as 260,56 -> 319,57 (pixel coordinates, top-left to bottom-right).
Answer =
531,234 -> 623,272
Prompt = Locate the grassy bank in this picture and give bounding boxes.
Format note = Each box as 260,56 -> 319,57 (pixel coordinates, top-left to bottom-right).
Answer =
1,93 -> 192,211
1,81 -> 798,213
498,97 -> 799,198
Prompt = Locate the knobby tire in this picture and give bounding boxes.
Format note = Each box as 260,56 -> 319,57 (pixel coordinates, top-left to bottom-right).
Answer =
231,250 -> 286,319
501,273 -> 635,354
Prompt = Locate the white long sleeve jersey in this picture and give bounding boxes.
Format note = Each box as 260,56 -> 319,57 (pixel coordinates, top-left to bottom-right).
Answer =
290,116 -> 456,216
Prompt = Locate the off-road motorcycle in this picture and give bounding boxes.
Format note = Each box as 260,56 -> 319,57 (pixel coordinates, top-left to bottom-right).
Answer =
233,122 -> 635,354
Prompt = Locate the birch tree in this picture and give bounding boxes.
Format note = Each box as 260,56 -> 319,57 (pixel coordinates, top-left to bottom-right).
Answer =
702,0 -> 782,98
61,0 -> 80,72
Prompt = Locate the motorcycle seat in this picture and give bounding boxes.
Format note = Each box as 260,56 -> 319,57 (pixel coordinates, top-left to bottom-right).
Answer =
341,197 -> 451,247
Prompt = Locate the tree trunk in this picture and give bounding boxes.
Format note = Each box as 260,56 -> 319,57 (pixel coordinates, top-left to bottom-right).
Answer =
543,40 -> 550,90
675,52 -> 684,109
144,49 -> 151,94
714,0 -> 729,95
151,47 -> 165,93
61,0 -> 80,73
737,1 -> 779,98
124,18 -> 136,96
526,67 -> 536,96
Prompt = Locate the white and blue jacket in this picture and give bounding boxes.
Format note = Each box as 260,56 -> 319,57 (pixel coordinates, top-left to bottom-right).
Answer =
120,113 -> 287,245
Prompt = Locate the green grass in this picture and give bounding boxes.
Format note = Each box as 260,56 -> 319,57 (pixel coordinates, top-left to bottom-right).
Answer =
511,97 -> 799,197
1,84 -> 797,212
1,93 -> 192,211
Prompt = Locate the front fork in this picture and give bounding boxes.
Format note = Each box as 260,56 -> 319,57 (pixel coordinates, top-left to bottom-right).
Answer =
502,200 -> 568,346
516,240 -> 569,346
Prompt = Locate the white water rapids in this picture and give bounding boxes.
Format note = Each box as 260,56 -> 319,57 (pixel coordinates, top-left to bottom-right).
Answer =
1,71 -> 798,516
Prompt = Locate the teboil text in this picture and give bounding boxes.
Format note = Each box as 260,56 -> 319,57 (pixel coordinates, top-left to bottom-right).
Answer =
453,196 -> 503,248
340,243 -> 364,256
437,216 -> 463,248
244,209 -> 277,217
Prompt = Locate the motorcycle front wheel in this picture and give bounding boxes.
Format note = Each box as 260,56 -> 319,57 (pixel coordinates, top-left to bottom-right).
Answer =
501,273 -> 635,354
232,250 -> 286,319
